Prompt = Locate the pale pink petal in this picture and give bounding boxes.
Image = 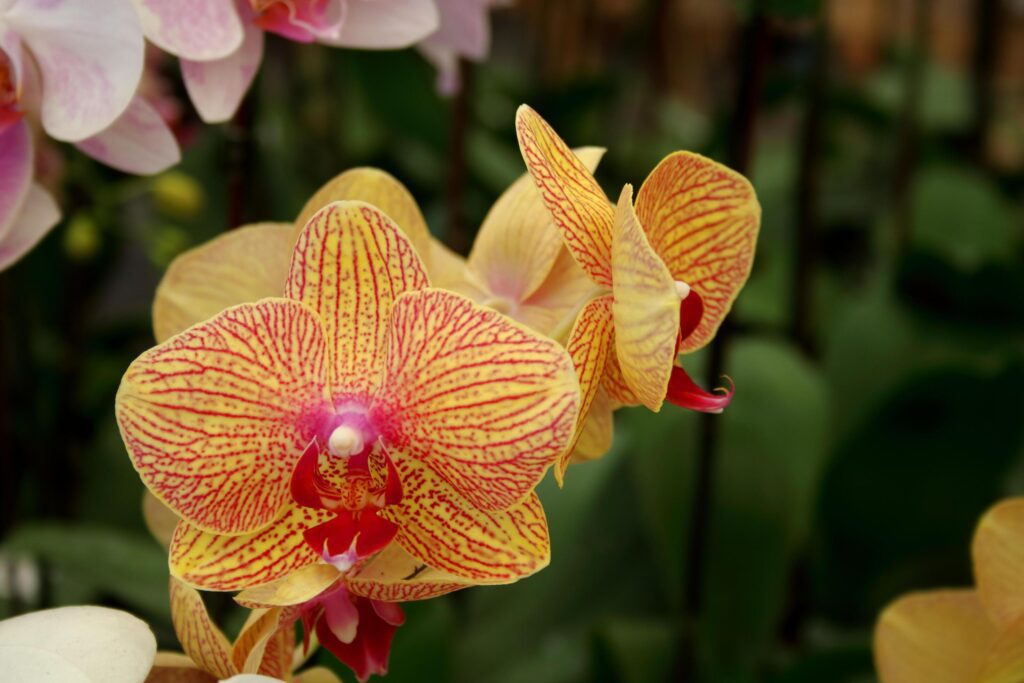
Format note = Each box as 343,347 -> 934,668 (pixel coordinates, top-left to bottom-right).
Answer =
417,42 -> 459,94
0,184 -> 60,271
0,28 -> 25,100
421,0 -> 492,60
182,23 -> 264,123
5,0 -> 145,141
256,0 -> 346,43
0,120 -> 32,241
131,0 -> 244,61
75,95 -> 181,175
325,0 -> 439,49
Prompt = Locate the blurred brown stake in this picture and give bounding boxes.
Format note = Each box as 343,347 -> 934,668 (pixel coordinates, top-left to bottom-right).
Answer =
446,59 -> 474,255
227,94 -> 255,231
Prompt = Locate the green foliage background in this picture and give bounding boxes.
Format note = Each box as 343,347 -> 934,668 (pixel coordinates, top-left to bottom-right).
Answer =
2,1 -> 1023,681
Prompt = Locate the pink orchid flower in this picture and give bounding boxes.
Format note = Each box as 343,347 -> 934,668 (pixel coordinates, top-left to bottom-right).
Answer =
133,0 -> 443,123
418,0 -> 510,94
0,0 -> 181,271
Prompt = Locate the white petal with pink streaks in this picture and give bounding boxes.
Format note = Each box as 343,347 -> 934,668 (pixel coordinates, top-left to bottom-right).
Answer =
0,183 -> 60,271
76,95 -> 181,175
131,0 -> 244,62
326,0 -> 439,49
182,21 -> 264,123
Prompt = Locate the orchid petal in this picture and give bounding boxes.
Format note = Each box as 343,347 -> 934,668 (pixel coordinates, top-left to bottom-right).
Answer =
294,666 -> 345,683
285,201 -> 428,402
874,589 -> 996,683
601,348 -> 641,407
556,295 -> 614,485
381,457 -> 550,581
131,0 -> 244,62
233,608 -> 293,678
570,387 -> 614,463
145,652 -> 215,683
635,151 -> 760,353
5,0 -> 144,140
979,619 -> 1024,683
427,236 -> 471,292
221,676 -> 282,683
168,577 -> 237,679
325,0 -> 439,49
514,249 -> 599,339
0,183 -> 60,272
314,593 -> 397,683
170,502 -> 333,591
374,288 -> 579,511
235,564 -> 341,608
0,119 -> 33,243
152,223 -> 294,343
182,22 -> 264,124
75,95 -> 181,175
665,365 -> 733,414
294,168 -> 432,271
420,0 -> 494,61
347,542 -> 471,602
515,105 -> 614,286
117,299 -> 330,535
469,147 -> 606,306
611,184 -> 681,412
142,491 -> 179,549
0,606 -> 156,683
973,497 -> 1024,628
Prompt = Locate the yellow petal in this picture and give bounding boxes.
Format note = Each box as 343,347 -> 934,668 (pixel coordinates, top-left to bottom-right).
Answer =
294,667 -> 345,683
146,651 -> 218,683
295,168 -> 433,270
231,608 -> 292,678
515,105 -> 614,286
610,185 -> 680,412
973,497 -> 1024,628
373,288 -> 580,511
143,491 -> 179,550
556,295 -> 614,486
427,236 -> 472,293
514,249 -> 599,339
570,387 -> 615,464
635,151 -> 760,353
600,346 -> 641,407
469,147 -> 606,304
170,502 -> 332,592
169,577 -> 237,679
347,542 -> 473,602
235,564 -> 342,609
874,589 -> 997,683
153,223 -> 294,343
117,299 -> 331,535
381,457 -> 550,582
979,618 -> 1024,683
285,201 -> 429,401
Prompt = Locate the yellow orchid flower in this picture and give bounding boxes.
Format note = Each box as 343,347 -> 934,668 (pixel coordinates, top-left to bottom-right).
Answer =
875,498 -> 1024,682
515,105 -> 762,416
147,577 -> 341,683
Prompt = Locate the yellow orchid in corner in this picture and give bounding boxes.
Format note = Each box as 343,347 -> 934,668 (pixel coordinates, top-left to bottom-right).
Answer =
515,105 -> 761,421
875,498 -> 1024,682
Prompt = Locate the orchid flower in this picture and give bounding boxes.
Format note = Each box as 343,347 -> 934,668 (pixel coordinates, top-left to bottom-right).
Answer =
0,0 -> 181,271
133,0 -> 442,123
418,0 -> 510,94
515,105 -> 761,421
875,498 -> 1024,683
148,577 -> 342,683
0,606 -> 156,683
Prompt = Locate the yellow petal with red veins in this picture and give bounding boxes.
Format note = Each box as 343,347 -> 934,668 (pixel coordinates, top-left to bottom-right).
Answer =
515,249 -> 600,340
235,564 -> 342,608
295,667 -> 345,683
635,151 -> 760,353
231,608 -> 293,678
570,387 -> 615,464
143,491 -> 179,549
469,147 -> 606,304
169,577 -> 237,680
874,589 -> 997,683
610,185 -> 681,412
515,105 -> 614,286
380,457 -> 550,582
170,502 -> 332,591
556,295 -> 614,486
146,652 -> 218,683
973,497 -> 1024,628
285,201 -> 429,401
117,299 -> 330,535
601,348 -> 641,407
294,168 -> 433,270
346,542 -> 471,602
374,288 -> 580,511
153,223 -> 294,343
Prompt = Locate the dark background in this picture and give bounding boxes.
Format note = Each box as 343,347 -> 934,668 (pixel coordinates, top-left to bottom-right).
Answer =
2,1 -> 1023,681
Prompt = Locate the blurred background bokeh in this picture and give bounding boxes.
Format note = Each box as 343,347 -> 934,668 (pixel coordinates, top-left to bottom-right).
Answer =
2,0 -> 1023,681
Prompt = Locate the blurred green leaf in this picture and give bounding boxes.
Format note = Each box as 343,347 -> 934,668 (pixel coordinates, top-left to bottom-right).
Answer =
3,524 -> 169,620
597,618 -> 678,683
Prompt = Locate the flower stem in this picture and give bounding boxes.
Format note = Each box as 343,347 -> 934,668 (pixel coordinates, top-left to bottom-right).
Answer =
446,59 -> 473,255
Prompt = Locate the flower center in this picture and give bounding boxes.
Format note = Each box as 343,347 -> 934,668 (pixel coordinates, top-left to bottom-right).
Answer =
328,425 -> 364,458
674,280 -> 691,300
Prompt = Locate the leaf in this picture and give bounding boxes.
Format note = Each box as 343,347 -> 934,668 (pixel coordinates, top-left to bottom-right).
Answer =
3,524 -> 171,620
596,618 -> 678,683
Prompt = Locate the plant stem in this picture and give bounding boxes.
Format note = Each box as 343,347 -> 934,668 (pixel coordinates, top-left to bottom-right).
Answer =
969,0 -> 999,166
446,59 -> 473,255
227,94 -> 255,231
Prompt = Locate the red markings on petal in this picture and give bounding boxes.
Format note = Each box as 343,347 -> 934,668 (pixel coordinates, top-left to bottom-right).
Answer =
169,577 -> 236,679
516,105 -> 615,286
373,288 -> 580,511
665,365 -> 734,414
635,151 -> 760,353
285,201 -> 429,402
346,543 -> 469,603
116,299 -> 330,535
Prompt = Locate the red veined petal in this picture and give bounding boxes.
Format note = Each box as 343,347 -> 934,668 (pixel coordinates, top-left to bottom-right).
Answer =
515,105 -> 614,286
635,151 -> 761,353
116,299 -> 330,535
372,288 -> 579,511
665,365 -> 733,414
285,201 -> 429,402
346,543 -> 472,603
169,577 -> 237,679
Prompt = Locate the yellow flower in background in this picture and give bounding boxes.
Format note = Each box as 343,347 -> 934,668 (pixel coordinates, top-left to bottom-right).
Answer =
515,105 -> 761,416
875,498 -> 1024,682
